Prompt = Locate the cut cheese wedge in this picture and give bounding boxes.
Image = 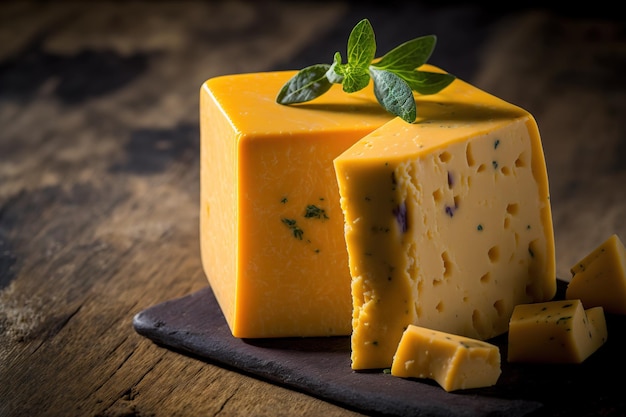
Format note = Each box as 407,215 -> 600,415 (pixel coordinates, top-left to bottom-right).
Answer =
566,234 -> 626,314
507,299 -> 608,363
334,67 -> 556,369
391,325 -> 501,392
199,71 -> 394,338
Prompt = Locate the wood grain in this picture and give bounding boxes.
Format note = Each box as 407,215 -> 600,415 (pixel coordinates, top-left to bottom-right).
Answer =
1,2 -> 624,416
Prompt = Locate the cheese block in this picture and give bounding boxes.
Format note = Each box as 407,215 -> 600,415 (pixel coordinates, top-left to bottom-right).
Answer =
199,71 -> 394,338
391,324 -> 501,392
566,234 -> 626,314
507,299 -> 608,363
333,67 -> 556,369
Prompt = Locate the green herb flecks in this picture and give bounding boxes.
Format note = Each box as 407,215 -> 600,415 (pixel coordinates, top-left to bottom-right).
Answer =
281,218 -> 304,240
276,18 -> 455,123
304,204 -> 329,220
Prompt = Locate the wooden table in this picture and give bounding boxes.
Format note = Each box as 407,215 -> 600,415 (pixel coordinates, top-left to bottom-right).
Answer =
1,2 -> 624,416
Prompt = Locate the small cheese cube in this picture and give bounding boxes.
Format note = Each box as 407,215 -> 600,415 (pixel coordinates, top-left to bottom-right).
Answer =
507,299 -> 608,363
199,71 -> 394,338
566,234 -> 626,314
334,66 -> 556,369
391,325 -> 501,392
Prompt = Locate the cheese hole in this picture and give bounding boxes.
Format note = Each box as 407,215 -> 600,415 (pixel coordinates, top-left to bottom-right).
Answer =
433,188 -> 443,203
472,309 -> 489,338
480,272 -> 490,283
466,143 -> 475,167
415,304 -> 423,319
493,299 -> 506,316
442,251 -> 452,278
439,151 -> 452,163
525,283 -> 538,298
407,244 -> 418,281
515,153 -> 526,168
509,251 -> 516,263
528,240 -> 537,259
436,300 -> 444,312
504,217 -> 511,229
506,203 -> 519,215
488,246 -> 500,263
477,163 -> 486,173
527,239 -> 543,286
500,166 -> 511,176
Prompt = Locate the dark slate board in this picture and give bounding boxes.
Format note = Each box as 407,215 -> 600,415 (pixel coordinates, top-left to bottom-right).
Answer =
132,281 -> 625,417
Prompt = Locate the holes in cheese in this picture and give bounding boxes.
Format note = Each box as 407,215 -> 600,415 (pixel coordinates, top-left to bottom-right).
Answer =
566,234 -> 626,315
390,324 -> 501,392
334,75 -> 555,370
507,299 -> 608,363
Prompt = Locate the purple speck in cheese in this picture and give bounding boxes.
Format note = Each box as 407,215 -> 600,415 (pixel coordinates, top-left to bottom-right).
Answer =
393,201 -> 408,233
445,205 -> 455,217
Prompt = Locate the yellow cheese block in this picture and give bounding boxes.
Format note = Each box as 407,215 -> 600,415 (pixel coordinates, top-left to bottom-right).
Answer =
507,299 -> 608,363
333,67 -> 556,369
566,234 -> 626,314
199,71 -> 394,338
391,324 -> 501,392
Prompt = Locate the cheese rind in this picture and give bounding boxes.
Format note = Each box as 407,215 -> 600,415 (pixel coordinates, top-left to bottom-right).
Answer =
566,234 -> 626,314
391,325 -> 501,392
334,68 -> 556,369
200,71 -> 394,338
507,299 -> 607,363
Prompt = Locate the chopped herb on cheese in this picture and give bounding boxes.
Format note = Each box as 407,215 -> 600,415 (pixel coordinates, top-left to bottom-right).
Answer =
281,218 -> 304,240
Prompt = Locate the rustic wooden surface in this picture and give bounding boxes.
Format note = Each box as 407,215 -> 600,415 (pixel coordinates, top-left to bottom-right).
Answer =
1,1 -> 624,416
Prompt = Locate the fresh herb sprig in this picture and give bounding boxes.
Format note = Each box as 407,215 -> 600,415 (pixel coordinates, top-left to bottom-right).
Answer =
276,19 -> 455,123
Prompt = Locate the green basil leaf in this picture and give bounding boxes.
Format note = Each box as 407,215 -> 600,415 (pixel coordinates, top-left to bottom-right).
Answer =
326,52 -> 345,84
347,19 -> 376,70
394,70 -> 456,95
342,67 -> 370,93
373,35 -> 436,71
276,18 -> 455,123
370,67 -> 416,123
276,64 -> 332,104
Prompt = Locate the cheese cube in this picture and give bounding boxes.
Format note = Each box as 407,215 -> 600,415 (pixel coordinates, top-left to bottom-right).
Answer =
566,234 -> 626,314
199,71 -> 394,338
391,325 -> 501,392
333,70 -> 556,369
507,299 -> 607,363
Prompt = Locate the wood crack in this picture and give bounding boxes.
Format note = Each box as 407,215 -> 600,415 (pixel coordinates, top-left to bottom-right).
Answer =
215,385 -> 239,416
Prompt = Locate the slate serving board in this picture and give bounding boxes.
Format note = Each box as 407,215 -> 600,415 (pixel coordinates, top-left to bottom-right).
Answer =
133,281 -> 625,417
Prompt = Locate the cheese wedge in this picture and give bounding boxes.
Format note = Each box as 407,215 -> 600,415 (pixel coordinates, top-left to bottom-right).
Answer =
566,234 -> 626,314
334,68 -> 556,369
507,299 -> 607,363
199,71 -> 394,338
391,324 -> 501,392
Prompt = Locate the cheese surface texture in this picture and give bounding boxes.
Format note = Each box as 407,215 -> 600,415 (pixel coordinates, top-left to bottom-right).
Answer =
566,234 -> 626,314
334,67 -> 556,369
507,299 -> 607,363
391,324 -> 501,392
199,71 -> 394,337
